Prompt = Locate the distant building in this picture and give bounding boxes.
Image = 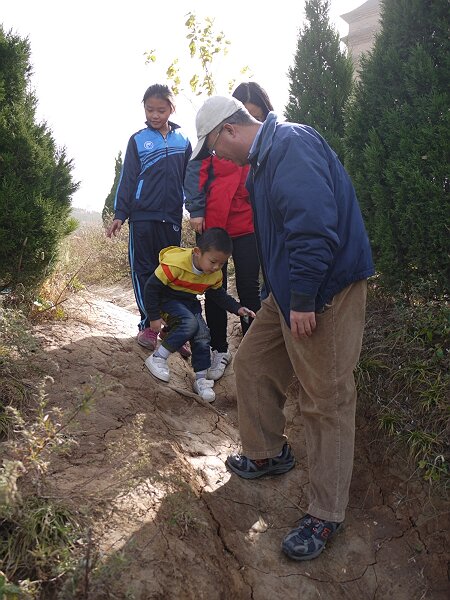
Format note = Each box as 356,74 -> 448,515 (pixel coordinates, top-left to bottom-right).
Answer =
340,0 -> 381,74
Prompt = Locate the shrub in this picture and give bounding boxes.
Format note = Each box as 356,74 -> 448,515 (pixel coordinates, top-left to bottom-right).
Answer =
0,27 -> 79,302
345,0 -> 450,295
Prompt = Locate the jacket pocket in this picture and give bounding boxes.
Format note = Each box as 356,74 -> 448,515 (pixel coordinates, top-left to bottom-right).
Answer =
135,179 -> 144,200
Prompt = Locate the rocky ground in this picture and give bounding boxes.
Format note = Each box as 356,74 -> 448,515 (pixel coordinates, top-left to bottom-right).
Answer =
32,281 -> 448,599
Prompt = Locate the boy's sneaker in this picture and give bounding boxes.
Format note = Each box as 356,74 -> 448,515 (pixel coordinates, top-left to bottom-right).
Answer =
226,442 -> 295,479
137,328 -> 158,350
281,514 -> 342,561
145,354 -> 170,382
193,378 -> 215,403
207,350 -> 232,381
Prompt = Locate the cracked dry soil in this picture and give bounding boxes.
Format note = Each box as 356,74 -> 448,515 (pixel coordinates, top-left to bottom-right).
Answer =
34,281 -> 448,600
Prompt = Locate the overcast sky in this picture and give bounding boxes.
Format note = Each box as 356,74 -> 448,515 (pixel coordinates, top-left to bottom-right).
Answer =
2,0 -> 365,212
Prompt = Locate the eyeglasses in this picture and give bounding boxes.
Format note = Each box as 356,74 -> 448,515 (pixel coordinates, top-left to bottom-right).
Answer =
208,127 -> 223,156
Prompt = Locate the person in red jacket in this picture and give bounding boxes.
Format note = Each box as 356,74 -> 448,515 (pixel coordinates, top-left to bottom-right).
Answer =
184,82 -> 274,381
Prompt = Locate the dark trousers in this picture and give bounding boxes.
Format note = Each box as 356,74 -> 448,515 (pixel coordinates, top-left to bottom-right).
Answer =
129,220 -> 181,330
205,233 -> 261,352
160,299 -> 211,373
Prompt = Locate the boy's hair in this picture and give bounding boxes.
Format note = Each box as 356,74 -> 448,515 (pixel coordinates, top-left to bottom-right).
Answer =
142,84 -> 175,112
197,227 -> 233,255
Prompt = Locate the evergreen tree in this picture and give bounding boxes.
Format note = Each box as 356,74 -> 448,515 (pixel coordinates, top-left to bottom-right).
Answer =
345,0 -> 450,296
285,0 -> 353,159
102,151 -> 122,223
0,26 -> 78,299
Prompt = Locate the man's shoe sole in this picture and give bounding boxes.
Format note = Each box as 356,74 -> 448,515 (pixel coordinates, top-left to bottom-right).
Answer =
225,458 -> 295,479
282,543 -> 326,561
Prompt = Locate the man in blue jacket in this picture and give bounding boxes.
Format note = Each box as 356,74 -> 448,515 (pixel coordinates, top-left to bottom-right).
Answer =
190,96 -> 375,561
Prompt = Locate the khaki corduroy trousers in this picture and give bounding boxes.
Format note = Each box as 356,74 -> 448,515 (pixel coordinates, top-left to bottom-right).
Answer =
233,280 -> 367,522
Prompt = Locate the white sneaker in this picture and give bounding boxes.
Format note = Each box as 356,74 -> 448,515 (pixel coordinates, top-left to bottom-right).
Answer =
193,378 -> 215,402
207,350 -> 232,381
145,354 -> 170,382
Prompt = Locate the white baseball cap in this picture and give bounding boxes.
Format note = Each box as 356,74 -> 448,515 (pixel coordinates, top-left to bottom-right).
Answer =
190,95 -> 245,160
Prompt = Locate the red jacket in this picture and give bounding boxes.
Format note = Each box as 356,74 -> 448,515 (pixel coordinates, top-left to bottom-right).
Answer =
184,156 -> 254,238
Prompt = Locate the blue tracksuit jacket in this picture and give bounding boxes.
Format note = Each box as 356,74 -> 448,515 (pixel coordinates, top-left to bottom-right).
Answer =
114,121 -> 192,226
247,112 -> 374,325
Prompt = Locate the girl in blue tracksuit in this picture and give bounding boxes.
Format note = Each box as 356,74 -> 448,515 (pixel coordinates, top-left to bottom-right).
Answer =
106,84 -> 192,351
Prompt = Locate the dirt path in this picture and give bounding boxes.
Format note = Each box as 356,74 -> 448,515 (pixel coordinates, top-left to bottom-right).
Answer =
33,282 -> 448,600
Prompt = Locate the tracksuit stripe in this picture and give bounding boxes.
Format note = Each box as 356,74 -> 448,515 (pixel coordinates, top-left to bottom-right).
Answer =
129,223 -> 147,328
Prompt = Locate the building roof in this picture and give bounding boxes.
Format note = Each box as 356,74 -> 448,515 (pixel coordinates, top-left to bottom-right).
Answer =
340,0 -> 381,75
341,0 -> 380,25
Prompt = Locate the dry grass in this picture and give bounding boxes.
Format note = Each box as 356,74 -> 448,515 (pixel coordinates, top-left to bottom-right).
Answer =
357,283 -> 449,486
29,220 -> 129,322
0,309 -> 88,598
31,216 -> 199,323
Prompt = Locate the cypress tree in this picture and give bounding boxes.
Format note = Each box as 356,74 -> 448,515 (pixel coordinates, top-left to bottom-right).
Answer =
285,0 -> 353,160
102,151 -> 122,223
0,26 -> 78,299
345,0 -> 450,296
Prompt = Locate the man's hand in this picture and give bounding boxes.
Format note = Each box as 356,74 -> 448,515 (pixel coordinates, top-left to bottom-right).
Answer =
238,306 -> 256,322
290,310 -> 316,339
106,219 -> 123,238
189,217 -> 205,235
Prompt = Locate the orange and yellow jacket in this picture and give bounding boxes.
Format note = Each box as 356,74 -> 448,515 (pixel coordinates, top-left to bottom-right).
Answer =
144,246 -> 241,321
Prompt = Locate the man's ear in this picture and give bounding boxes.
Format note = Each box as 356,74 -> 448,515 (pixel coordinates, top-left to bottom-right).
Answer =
223,123 -> 236,138
193,246 -> 201,256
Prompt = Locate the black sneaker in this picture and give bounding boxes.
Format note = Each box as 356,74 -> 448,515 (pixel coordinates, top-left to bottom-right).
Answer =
281,514 -> 342,561
226,442 -> 295,479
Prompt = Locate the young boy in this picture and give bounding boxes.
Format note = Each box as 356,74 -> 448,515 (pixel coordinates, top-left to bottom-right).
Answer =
143,227 -> 255,402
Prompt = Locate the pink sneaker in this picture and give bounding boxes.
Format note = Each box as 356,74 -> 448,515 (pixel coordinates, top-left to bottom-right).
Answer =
159,328 -> 191,358
137,328 -> 158,350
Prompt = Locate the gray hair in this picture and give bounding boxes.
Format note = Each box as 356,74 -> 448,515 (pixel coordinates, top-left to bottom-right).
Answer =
213,108 -> 257,132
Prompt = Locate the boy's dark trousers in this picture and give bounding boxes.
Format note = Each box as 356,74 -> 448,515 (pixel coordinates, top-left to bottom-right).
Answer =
160,298 -> 211,373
